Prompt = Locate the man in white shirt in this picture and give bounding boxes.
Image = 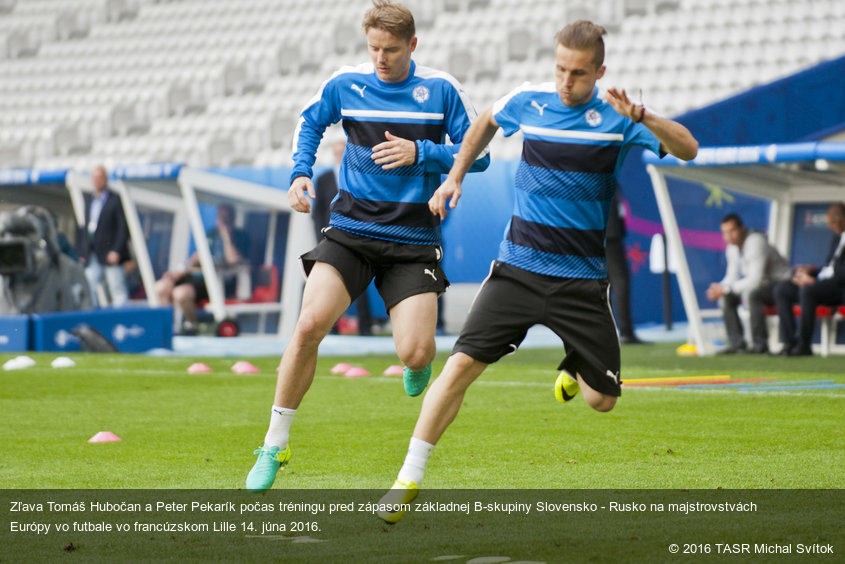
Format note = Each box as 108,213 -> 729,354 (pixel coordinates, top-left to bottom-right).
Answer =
773,202 -> 845,356
706,213 -> 791,354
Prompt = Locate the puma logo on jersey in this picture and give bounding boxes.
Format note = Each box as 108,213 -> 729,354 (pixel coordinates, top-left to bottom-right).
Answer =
531,100 -> 548,116
606,370 -> 620,384
423,268 -> 437,281
351,84 -> 366,98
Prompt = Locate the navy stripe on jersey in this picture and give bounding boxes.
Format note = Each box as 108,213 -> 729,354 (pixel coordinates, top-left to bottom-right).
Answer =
522,138 -> 620,174
343,119 -> 443,148
499,240 -> 607,279
507,216 -> 604,258
332,190 -> 434,228
514,162 -> 617,202
344,143 -> 425,177
330,212 -> 439,245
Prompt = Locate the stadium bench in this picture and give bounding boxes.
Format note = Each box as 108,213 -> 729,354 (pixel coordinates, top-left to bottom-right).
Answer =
198,264 -> 282,335
762,304 -> 844,357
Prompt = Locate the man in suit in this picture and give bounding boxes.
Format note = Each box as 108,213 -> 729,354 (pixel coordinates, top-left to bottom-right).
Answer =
312,139 -> 373,336
77,165 -> 130,307
773,202 -> 845,356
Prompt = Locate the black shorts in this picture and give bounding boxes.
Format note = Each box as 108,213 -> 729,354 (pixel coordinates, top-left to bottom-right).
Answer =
301,227 -> 449,312
173,273 -> 236,303
453,261 -> 622,397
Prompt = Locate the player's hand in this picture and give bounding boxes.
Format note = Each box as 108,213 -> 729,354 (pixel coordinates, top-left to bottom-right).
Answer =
605,87 -> 643,122
288,176 -> 315,213
106,250 -> 121,265
371,131 -> 416,170
705,282 -> 723,301
792,268 -> 815,287
429,177 -> 462,219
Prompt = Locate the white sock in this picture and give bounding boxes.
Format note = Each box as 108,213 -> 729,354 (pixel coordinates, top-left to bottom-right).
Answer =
397,437 -> 435,486
263,406 -> 296,449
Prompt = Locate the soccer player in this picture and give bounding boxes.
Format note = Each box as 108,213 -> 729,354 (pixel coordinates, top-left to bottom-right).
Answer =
377,20 -> 698,522
246,0 -> 490,493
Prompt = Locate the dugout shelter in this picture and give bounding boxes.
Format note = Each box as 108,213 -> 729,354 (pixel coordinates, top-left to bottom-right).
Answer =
65,164 -> 312,337
644,141 -> 845,356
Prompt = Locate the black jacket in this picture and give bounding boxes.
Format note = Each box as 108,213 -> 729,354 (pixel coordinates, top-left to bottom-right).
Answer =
821,232 -> 845,285
78,189 -> 130,264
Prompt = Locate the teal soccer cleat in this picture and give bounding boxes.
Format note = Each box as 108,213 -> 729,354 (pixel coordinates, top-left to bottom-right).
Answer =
403,364 -> 432,397
246,444 -> 291,493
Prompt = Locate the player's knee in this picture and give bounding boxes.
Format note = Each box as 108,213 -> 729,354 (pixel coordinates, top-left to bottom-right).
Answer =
587,394 -> 616,412
154,281 -> 172,303
172,284 -> 193,305
443,354 -> 481,386
396,340 -> 437,370
400,345 -> 434,372
293,311 -> 332,346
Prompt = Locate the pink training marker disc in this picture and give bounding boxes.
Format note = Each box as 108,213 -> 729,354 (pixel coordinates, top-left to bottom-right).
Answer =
383,364 -> 404,376
231,361 -> 260,374
187,363 -> 212,374
330,362 -> 352,374
88,431 -> 121,443
344,366 -> 371,378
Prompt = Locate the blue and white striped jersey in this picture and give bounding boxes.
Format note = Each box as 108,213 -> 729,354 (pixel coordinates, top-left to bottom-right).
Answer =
291,60 -> 490,246
492,84 -> 661,279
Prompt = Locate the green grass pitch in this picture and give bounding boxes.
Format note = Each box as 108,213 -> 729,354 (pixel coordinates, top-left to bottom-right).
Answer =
2,344 -> 843,562
2,343 -> 843,489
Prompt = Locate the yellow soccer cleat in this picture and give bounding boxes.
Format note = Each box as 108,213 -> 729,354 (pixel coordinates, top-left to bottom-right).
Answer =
554,370 -> 580,402
376,479 -> 419,524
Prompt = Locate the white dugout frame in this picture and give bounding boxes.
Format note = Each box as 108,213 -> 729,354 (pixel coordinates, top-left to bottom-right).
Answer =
644,141 -> 845,356
67,167 -> 315,338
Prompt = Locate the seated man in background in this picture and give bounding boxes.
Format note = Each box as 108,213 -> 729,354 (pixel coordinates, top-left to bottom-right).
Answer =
773,202 -> 845,356
706,213 -> 791,354
155,204 -> 250,335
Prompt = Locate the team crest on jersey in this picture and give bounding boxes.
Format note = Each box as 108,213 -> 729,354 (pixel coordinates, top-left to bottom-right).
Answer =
585,109 -> 602,126
413,86 -> 430,103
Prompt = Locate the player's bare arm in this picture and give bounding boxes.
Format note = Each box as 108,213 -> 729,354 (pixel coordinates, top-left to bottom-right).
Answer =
371,131 -> 417,170
429,108 -> 499,219
288,175 -> 316,214
605,87 -> 698,161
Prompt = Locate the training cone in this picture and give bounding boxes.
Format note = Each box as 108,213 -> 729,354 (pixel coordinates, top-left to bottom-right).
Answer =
330,362 -> 352,374
344,366 -> 371,378
51,357 -> 76,368
676,343 -> 698,357
383,364 -> 404,376
88,431 -> 121,443
231,361 -> 260,374
187,362 -> 212,374
3,356 -> 35,370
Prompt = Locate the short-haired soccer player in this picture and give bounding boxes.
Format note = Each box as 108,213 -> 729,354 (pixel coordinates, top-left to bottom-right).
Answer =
377,20 -> 699,522
245,0 -> 489,493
